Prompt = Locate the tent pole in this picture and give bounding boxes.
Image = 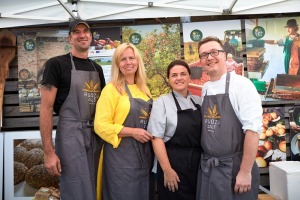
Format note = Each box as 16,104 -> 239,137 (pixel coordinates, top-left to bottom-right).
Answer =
57,0 -> 77,20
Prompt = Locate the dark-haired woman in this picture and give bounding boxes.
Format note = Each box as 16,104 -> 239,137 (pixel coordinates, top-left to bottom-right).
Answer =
147,60 -> 202,200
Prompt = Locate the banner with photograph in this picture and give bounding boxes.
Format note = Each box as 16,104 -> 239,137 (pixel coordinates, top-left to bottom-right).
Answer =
289,107 -> 300,161
4,131 -> 57,200
245,17 -> 300,101
256,107 -> 286,168
122,24 -> 181,98
17,31 -> 69,112
182,20 -> 244,95
88,27 -> 121,83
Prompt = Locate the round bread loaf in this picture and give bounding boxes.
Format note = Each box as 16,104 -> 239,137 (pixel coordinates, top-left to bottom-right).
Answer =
21,148 -> 44,169
19,139 -> 43,150
14,146 -> 27,162
14,161 -> 28,185
25,164 -> 59,189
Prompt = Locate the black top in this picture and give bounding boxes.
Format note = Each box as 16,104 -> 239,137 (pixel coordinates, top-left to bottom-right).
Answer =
41,53 -> 106,114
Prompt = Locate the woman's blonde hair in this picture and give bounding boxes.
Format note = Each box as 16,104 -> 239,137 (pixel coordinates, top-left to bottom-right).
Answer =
110,43 -> 151,97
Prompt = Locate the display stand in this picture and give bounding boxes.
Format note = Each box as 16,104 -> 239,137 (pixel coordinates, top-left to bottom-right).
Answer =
4,131 -> 56,200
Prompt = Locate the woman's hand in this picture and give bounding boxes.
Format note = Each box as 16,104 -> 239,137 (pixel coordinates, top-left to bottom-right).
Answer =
118,127 -> 153,142
132,128 -> 153,143
163,168 -> 180,192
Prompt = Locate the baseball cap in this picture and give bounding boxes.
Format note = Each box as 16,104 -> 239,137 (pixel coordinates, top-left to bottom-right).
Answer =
69,19 -> 90,34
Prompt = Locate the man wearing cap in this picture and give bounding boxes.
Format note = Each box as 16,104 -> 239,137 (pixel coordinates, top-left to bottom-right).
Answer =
265,18 -> 300,75
40,19 -> 106,200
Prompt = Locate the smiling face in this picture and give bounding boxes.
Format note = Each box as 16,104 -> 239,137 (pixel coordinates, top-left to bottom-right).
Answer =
119,47 -> 138,84
199,41 -> 227,81
68,24 -> 92,54
169,65 -> 191,97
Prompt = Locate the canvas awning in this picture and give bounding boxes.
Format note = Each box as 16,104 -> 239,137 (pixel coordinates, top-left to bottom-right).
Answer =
0,0 -> 299,28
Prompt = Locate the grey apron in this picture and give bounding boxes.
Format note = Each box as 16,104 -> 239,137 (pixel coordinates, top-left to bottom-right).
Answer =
197,72 -> 259,200
157,92 -> 202,200
55,53 -> 102,200
102,84 -> 153,200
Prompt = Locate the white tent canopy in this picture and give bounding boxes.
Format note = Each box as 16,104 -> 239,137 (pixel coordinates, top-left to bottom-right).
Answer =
0,0 -> 299,28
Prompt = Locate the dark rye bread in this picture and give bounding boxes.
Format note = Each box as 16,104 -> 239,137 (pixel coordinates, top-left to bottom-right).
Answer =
21,148 -> 44,169
14,161 -> 28,184
14,146 -> 27,162
25,164 -> 59,189
19,139 -> 44,151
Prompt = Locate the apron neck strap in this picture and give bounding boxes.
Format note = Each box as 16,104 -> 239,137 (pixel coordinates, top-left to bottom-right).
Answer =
172,91 -> 197,111
70,53 -> 76,70
225,72 -> 230,94
125,84 -> 133,99
205,72 -> 231,96
69,53 -> 97,71
171,91 -> 181,111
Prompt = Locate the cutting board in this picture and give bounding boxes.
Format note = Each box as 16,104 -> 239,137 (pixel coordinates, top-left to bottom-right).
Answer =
0,29 -> 16,129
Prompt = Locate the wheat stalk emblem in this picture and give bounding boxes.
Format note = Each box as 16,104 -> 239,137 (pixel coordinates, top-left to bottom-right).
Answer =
205,105 -> 221,119
82,80 -> 100,92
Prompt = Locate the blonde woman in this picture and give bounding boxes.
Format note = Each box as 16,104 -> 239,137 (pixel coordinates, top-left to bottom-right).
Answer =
94,43 -> 154,200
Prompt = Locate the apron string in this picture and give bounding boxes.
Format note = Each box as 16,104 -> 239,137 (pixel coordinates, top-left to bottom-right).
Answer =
225,72 -> 230,94
204,157 -> 220,172
171,91 -> 182,111
172,91 -> 200,111
202,151 -> 242,173
204,72 -> 231,96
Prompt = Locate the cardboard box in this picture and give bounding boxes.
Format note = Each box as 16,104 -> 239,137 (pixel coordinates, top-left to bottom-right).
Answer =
269,161 -> 300,200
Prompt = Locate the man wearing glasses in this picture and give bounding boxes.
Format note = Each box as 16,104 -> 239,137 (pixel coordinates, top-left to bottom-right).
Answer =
196,36 -> 263,200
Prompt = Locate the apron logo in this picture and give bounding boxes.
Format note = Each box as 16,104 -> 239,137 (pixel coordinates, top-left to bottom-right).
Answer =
82,80 -> 100,104
205,105 -> 221,119
204,105 -> 221,133
139,108 -> 150,129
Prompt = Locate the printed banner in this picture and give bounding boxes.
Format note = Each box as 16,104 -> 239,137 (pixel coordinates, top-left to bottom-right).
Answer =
182,20 -> 244,96
256,107 -> 286,168
245,17 -> 300,101
88,27 -> 121,83
289,107 -> 300,161
122,24 -> 181,98
17,31 -> 69,112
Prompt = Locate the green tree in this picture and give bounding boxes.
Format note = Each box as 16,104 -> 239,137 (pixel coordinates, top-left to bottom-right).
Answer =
123,24 -> 181,97
122,26 -> 136,43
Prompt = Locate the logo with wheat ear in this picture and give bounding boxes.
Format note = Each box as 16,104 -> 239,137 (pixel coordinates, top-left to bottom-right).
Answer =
82,80 -> 100,93
204,105 -> 221,119
140,108 -> 150,119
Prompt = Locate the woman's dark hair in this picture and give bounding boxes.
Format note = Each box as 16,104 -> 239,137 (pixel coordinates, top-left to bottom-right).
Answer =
167,60 -> 191,78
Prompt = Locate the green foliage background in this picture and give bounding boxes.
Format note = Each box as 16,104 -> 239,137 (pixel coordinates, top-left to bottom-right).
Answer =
122,24 -> 181,98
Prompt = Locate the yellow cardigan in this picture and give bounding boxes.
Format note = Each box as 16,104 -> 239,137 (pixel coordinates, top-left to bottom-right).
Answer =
94,83 -> 151,200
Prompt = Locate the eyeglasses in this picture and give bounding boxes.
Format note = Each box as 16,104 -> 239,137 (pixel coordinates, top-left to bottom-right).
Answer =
199,50 -> 225,59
